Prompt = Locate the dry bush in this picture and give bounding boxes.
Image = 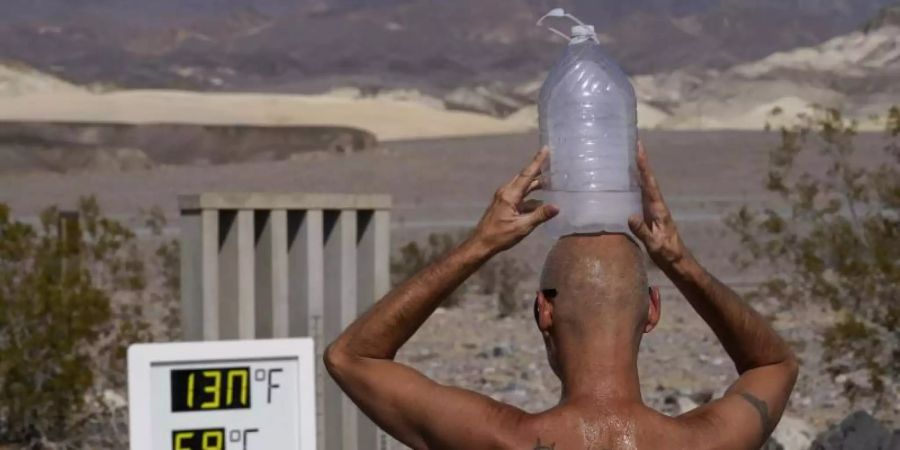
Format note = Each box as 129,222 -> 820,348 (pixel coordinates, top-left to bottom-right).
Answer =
473,254 -> 532,318
391,232 -> 532,316
727,106 -> 899,411
0,197 -> 178,448
391,232 -> 469,307
141,206 -> 181,339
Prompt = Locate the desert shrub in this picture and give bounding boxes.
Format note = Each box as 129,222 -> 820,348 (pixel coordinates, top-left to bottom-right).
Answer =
863,4 -> 900,32
0,197 -> 178,448
472,254 -> 532,318
391,232 -> 532,316
141,206 -> 181,339
727,106 -> 899,410
391,232 -> 470,307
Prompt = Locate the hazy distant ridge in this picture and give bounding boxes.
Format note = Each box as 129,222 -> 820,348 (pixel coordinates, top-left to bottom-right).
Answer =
0,0 -> 894,93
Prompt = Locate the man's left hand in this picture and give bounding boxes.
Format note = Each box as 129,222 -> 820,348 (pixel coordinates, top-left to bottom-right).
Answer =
470,147 -> 559,254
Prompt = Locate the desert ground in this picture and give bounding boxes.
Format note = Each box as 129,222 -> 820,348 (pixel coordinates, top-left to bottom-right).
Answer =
2,130 -> 897,448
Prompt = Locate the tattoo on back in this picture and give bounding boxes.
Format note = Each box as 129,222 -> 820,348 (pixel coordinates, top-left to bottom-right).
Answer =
533,438 -> 556,449
740,392 -> 773,438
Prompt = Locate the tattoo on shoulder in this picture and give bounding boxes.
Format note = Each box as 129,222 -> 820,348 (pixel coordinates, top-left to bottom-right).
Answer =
533,438 -> 556,449
739,392 -> 773,436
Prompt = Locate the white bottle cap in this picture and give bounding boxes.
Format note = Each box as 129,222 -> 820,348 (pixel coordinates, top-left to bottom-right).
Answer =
571,25 -> 595,38
537,8 -> 595,42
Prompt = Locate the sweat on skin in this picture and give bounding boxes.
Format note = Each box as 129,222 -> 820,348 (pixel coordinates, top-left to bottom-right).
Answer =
536,234 -> 650,395
324,144 -> 799,449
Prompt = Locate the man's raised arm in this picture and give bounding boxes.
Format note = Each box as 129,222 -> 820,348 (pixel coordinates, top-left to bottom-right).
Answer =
628,143 -> 798,450
324,149 -> 558,449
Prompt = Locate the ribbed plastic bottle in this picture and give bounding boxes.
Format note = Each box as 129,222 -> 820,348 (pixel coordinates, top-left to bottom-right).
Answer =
537,9 -> 640,239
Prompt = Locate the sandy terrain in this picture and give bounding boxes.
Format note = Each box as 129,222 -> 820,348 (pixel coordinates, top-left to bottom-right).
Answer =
0,90 -> 530,141
0,64 -> 527,141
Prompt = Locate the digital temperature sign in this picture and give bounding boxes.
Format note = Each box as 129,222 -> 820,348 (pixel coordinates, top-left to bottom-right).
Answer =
128,339 -> 316,450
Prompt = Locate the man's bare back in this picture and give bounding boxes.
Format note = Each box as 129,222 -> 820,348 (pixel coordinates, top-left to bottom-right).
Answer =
325,144 -> 798,449
524,405 -> 703,449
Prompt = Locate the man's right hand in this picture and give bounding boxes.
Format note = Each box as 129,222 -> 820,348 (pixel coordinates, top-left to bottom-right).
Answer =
626,143 -> 798,450
470,147 -> 559,255
627,142 -> 690,271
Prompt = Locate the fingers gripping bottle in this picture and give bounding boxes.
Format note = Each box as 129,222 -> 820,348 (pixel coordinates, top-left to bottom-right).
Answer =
537,8 -> 640,239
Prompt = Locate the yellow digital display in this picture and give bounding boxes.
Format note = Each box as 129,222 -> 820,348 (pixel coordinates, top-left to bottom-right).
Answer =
171,367 -> 250,412
172,428 -> 225,450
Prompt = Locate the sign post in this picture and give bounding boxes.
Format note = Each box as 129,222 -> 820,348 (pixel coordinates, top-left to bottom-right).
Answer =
128,339 -> 317,450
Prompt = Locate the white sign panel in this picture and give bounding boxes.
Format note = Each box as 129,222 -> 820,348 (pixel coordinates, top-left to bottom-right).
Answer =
128,339 -> 316,450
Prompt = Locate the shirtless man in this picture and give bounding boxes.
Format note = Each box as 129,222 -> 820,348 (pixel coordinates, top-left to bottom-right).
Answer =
325,144 -> 798,449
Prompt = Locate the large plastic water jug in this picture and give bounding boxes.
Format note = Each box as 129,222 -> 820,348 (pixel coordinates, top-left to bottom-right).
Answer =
537,9 -> 640,239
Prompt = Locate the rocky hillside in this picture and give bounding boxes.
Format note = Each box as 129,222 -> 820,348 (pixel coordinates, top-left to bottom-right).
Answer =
0,61 -> 86,97
0,0 -> 894,92
864,3 -> 900,30
635,21 -> 900,129
447,17 -> 900,131
1,4 -> 897,137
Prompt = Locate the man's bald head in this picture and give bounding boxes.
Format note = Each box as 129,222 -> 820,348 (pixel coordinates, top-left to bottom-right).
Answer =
540,234 -> 649,341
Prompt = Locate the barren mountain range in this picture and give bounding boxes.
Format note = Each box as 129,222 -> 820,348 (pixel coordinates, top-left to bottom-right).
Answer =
0,0 -> 896,93
1,11 -> 897,140
439,12 -> 900,130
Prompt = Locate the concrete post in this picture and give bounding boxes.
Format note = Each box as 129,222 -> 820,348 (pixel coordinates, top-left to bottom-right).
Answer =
355,210 -> 391,450
322,210 -> 358,450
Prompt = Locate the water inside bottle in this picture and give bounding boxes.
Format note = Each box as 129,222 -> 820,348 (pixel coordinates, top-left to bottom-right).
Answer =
537,11 -> 640,240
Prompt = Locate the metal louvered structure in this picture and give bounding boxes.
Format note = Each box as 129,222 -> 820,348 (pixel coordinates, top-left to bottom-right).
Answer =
178,192 -> 391,450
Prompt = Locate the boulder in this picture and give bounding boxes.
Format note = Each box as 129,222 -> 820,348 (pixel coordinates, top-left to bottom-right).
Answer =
809,410 -> 896,450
